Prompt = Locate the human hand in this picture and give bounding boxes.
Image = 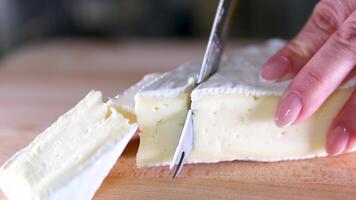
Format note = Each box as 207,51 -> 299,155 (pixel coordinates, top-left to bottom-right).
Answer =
260,0 -> 356,156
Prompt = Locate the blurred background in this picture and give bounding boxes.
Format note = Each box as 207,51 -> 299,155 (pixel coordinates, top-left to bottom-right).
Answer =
0,0 -> 318,56
0,0 -> 320,151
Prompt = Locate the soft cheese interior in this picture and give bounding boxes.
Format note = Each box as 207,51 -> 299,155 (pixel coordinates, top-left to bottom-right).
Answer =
0,91 -> 137,200
190,90 -> 351,162
136,40 -> 356,167
109,73 -> 162,123
135,64 -> 199,166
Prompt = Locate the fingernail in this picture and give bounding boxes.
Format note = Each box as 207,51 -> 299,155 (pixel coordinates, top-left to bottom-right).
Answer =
275,92 -> 302,127
261,56 -> 290,81
326,126 -> 350,156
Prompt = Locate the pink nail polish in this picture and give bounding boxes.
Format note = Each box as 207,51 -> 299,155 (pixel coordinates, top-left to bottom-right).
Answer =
326,126 -> 350,156
261,56 -> 290,81
275,92 -> 302,127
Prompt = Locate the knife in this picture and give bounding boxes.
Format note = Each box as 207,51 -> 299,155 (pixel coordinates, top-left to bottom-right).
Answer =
169,0 -> 238,178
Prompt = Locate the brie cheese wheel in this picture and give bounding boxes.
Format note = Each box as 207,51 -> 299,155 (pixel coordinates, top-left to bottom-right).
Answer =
0,91 -> 137,200
135,39 -> 356,167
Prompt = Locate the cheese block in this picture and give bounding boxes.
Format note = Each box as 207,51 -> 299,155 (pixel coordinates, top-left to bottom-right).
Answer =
136,39 -> 356,167
135,64 -> 199,166
0,91 -> 137,200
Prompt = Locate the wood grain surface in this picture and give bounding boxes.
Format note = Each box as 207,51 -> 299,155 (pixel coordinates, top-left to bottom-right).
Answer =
0,39 -> 355,200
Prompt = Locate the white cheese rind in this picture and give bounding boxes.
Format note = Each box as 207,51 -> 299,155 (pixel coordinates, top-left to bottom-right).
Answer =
136,63 -> 199,97
45,122 -> 137,200
0,91 -> 137,200
136,40 -> 356,167
192,39 -> 355,97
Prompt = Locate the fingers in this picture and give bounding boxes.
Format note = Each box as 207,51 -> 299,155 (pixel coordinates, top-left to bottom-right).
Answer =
275,10 -> 356,127
261,0 -> 356,81
326,89 -> 356,155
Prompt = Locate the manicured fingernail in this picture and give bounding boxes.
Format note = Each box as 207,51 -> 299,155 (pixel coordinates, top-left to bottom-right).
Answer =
275,92 -> 302,127
326,126 -> 350,156
261,56 -> 290,81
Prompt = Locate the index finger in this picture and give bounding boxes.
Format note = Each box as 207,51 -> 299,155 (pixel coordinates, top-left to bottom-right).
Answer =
275,10 -> 356,127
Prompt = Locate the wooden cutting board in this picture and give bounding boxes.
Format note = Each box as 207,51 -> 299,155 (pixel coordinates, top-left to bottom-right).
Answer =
0,39 -> 355,200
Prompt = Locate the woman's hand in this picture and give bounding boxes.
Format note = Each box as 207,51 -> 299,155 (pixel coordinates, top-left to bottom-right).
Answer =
260,0 -> 356,156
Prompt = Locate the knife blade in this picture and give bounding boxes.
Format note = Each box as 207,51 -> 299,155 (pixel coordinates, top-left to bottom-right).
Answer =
170,0 -> 238,178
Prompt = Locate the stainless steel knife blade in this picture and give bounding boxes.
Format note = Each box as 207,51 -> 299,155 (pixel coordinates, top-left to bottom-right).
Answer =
170,0 -> 238,178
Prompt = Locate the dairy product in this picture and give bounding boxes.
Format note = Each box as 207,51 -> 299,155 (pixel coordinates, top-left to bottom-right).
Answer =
0,91 -> 137,200
135,40 -> 356,167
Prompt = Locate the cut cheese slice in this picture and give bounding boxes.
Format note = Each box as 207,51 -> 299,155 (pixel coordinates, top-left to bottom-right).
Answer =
136,39 -> 356,167
135,64 -> 199,167
0,91 -> 137,200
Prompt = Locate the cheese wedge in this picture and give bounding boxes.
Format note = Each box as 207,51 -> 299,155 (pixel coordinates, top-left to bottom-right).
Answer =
0,91 -> 137,200
135,39 -> 356,167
